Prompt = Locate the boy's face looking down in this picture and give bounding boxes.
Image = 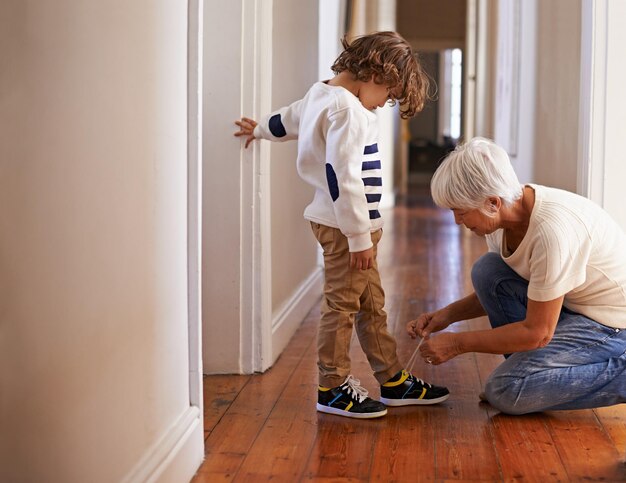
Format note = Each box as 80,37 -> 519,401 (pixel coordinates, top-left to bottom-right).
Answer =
357,78 -> 399,112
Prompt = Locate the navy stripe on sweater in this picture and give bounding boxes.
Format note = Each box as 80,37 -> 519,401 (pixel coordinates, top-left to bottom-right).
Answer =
363,177 -> 382,187
362,160 -> 381,171
363,143 -> 378,155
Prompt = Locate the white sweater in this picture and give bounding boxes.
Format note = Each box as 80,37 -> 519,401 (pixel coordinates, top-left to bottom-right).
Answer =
486,184 -> 626,329
253,81 -> 384,252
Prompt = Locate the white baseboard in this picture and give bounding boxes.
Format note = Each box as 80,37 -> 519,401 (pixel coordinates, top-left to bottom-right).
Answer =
270,266 -> 323,367
121,406 -> 204,483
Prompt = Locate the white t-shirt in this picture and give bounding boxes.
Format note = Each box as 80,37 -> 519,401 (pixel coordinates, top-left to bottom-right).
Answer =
253,81 -> 384,252
486,184 -> 626,329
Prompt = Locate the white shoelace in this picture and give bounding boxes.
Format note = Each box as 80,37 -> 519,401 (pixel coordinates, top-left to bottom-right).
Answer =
406,336 -> 425,374
403,337 -> 431,387
340,375 -> 369,403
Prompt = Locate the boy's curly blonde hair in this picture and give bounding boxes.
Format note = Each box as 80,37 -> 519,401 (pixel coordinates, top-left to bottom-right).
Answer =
331,31 -> 431,119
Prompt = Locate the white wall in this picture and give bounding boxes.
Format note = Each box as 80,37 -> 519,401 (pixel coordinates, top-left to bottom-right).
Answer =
203,0 -> 323,374
270,0 -> 320,316
0,1 -> 202,481
601,0 -> 626,229
578,0 -> 626,230
268,0 -> 325,364
202,0 -> 246,373
493,0 -> 626,235
474,0 -> 498,139
493,0 -> 536,184
534,0 -> 581,191
319,0 -> 346,80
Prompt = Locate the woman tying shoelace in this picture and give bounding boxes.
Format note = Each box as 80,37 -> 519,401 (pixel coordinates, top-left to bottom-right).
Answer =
407,137 -> 626,415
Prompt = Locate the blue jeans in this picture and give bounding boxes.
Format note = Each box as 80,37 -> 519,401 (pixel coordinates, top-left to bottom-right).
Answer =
471,252 -> 626,414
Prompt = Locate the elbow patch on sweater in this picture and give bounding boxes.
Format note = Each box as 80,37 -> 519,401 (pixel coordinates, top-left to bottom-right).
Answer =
325,164 -> 339,201
268,114 -> 287,137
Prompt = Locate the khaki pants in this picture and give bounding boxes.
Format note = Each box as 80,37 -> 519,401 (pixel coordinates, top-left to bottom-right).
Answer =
311,222 -> 402,388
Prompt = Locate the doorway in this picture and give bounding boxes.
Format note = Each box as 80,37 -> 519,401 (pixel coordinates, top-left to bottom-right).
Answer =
407,48 -> 464,185
395,0 -> 484,191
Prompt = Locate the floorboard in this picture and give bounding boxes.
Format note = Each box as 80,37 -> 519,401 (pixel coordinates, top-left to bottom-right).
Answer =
192,187 -> 626,482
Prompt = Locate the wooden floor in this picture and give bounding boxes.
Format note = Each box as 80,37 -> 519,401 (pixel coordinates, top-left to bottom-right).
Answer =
193,188 -> 626,482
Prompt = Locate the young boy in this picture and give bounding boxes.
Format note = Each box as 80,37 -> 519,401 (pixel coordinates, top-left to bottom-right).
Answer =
234,31 -> 449,419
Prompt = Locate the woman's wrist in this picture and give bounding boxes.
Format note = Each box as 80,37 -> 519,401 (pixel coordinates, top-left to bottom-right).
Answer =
453,332 -> 467,355
438,305 -> 454,328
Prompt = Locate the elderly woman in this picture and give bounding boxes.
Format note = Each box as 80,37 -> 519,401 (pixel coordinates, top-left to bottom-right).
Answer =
407,137 -> 626,414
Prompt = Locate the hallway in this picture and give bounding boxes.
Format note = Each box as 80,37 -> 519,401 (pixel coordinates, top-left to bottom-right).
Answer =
193,189 -> 626,482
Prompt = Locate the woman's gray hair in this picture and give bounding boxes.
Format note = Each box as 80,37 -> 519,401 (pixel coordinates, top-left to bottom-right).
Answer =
430,137 -> 522,213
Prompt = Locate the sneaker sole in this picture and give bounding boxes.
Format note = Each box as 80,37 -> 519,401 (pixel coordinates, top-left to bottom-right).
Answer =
316,403 -> 387,419
379,393 -> 450,406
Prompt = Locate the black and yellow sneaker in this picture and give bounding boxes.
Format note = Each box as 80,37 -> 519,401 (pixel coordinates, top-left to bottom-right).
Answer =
380,369 -> 449,406
317,375 -> 387,419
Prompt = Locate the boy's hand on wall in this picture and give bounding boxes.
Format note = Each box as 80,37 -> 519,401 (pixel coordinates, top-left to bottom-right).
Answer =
234,117 -> 258,148
350,247 -> 374,270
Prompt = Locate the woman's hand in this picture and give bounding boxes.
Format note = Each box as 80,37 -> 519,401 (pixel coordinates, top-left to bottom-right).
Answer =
234,117 -> 258,148
406,309 -> 450,339
419,332 -> 462,365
